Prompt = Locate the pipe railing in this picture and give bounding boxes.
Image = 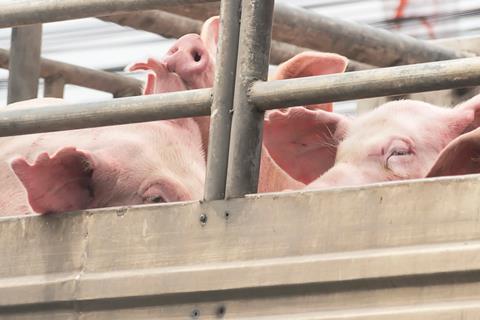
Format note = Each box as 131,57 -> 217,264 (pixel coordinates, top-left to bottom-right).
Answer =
0,49 -> 143,97
0,0 -> 218,28
2,0 -> 480,200
2,57 -> 479,135
204,0 -> 242,201
159,2 -> 471,66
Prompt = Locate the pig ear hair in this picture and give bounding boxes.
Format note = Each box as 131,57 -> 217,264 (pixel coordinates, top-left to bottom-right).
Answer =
427,127 -> 480,178
271,52 -> 348,112
263,107 -> 350,184
11,147 -> 95,214
200,16 -> 220,59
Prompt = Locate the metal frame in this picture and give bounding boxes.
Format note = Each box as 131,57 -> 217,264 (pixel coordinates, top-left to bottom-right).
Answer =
1,1 -> 480,317
7,24 -> 42,104
0,49 -> 143,98
2,175 -> 480,318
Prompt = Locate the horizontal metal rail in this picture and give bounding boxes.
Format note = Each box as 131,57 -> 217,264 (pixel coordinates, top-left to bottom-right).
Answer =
0,49 -> 143,97
0,89 -> 211,137
251,57 -> 480,110
1,57 -> 480,137
0,0 -> 218,28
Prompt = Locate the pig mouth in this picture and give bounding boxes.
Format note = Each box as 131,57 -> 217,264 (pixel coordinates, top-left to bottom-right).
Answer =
127,58 -> 188,94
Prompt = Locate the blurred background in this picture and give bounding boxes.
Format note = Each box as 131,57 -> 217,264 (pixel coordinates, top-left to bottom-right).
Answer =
0,0 -> 479,108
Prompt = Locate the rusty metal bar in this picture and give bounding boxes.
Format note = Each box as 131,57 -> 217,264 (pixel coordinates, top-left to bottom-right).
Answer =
160,2 -> 470,67
225,0 -> 275,198
272,3 -> 469,67
0,49 -> 142,97
7,25 -> 42,104
204,0 -> 242,201
99,10 -> 369,71
0,0 -> 218,28
0,89 -> 211,137
250,57 -> 480,110
99,10 -> 202,38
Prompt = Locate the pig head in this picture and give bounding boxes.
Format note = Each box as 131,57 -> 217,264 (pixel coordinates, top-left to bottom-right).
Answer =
128,16 -> 348,192
2,98 -> 206,216
264,94 -> 480,189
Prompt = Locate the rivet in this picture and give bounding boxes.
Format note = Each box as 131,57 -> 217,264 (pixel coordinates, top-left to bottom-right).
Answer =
199,213 -> 208,225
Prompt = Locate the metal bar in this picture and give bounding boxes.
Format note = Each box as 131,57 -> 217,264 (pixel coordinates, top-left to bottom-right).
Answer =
250,57 -> 480,111
7,25 -> 42,104
43,76 -> 65,98
99,11 -> 371,71
272,2 -> 470,67
225,0 -> 275,199
99,10 -> 202,38
0,89 -> 211,137
203,0 -> 242,201
0,0 -> 218,28
0,49 -> 143,97
160,3 -> 470,67
2,57 -> 480,137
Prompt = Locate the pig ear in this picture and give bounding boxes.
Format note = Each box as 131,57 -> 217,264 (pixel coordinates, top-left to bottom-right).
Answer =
272,52 -> 348,111
263,107 -> 350,184
11,147 -> 95,214
200,16 -> 220,59
427,127 -> 480,178
125,61 -> 157,95
454,93 -> 480,133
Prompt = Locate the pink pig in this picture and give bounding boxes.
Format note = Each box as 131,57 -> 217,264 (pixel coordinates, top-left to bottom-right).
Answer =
264,95 -> 480,189
0,100 -> 205,216
129,16 -> 348,193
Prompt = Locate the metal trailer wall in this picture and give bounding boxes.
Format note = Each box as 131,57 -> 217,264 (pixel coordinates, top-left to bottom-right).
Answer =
1,1 -> 480,318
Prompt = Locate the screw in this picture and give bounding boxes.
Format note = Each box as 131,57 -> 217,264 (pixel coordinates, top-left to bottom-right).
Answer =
191,309 -> 200,319
199,213 -> 208,225
216,305 -> 226,318
224,211 -> 230,219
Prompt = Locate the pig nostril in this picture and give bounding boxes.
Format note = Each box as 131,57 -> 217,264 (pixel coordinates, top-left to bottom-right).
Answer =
193,51 -> 202,62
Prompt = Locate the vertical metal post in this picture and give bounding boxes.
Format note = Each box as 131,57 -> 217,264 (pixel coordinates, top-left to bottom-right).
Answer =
225,0 -> 275,198
7,24 -> 42,104
44,76 -> 66,98
204,0 -> 242,201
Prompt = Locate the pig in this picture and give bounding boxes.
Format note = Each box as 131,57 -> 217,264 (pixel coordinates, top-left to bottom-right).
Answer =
263,94 -> 480,189
128,16 -> 348,192
0,98 -> 206,216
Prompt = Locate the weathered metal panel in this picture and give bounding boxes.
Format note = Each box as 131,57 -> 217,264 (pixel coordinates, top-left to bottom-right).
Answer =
1,176 -> 480,318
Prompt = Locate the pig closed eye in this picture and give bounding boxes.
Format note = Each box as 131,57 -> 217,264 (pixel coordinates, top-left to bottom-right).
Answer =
150,195 -> 165,203
390,150 -> 411,157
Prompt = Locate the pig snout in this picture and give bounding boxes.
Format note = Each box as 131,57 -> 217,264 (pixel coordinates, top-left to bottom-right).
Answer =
163,34 -> 211,81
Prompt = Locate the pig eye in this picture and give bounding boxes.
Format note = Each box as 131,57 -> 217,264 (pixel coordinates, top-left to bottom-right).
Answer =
389,149 -> 411,157
142,195 -> 166,204
150,195 -> 165,203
